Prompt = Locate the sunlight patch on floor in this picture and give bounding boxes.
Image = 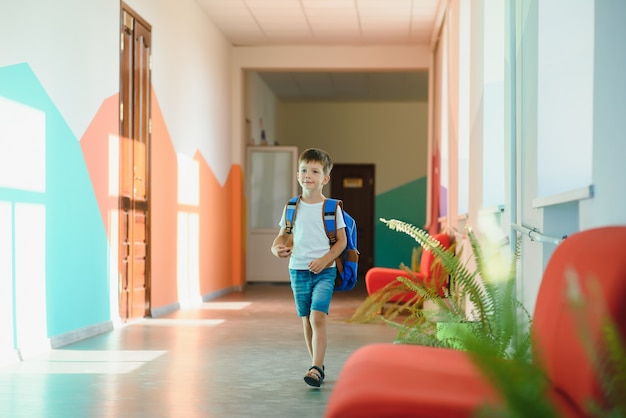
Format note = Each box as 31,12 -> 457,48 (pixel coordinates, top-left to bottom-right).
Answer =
0,350 -> 167,374
199,301 -> 251,310
139,318 -> 225,326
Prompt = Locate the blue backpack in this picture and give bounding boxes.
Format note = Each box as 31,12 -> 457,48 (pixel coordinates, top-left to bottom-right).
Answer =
285,196 -> 359,291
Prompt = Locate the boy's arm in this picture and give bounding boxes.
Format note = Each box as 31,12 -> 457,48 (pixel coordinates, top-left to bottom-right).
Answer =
309,227 -> 347,272
271,227 -> 292,258
329,226 -> 348,260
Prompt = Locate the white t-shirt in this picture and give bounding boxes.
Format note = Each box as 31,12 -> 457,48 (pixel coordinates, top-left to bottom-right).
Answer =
279,200 -> 346,270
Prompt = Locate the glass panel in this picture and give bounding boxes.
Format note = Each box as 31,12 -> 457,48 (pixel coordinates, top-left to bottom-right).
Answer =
482,0 -> 505,208
248,147 -> 297,229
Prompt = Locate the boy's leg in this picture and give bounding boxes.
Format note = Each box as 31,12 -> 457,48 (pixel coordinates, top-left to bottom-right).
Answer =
304,311 -> 327,384
304,268 -> 334,384
309,310 -> 327,367
301,312 -> 326,366
291,268 -> 334,385
301,316 -> 313,360
290,269 -> 314,358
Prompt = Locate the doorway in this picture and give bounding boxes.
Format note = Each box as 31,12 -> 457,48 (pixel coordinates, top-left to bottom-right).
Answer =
246,146 -> 299,283
119,4 -> 152,320
330,164 -> 375,276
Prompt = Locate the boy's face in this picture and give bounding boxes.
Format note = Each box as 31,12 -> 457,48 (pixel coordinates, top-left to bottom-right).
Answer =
297,160 -> 329,192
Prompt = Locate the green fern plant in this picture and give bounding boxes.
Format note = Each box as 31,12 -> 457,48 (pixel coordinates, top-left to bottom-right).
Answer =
349,246 -> 426,323
596,320 -> 626,417
585,319 -> 626,418
470,273 -> 626,418
354,218 -> 626,417
365,218 -> 532,361
359,218 -> 554,415
565,273 -> 626,417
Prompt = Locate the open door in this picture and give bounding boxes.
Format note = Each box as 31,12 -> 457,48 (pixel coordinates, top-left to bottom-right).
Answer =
119,4 -> 152,320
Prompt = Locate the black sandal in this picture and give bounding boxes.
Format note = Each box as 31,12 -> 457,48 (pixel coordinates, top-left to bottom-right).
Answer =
304,365 -> 325,387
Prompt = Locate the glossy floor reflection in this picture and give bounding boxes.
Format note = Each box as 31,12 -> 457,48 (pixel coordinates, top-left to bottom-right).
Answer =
0,282 -> 397,418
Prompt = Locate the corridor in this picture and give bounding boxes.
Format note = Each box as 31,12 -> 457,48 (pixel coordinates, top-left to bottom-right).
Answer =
0,282 -> 396,418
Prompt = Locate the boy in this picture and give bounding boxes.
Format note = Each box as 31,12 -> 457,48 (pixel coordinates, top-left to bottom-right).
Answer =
271,148 -> 347,387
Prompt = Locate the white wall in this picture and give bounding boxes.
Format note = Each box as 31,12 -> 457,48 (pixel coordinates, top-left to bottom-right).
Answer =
277,101 -> 428,194
446,0 -> 626,314
466,0 -> 506,223
245,72 -> 278,146
0,0 -> 119,360
581,0 -> 626,229
468,0 -> 485,226
0,0 -> 118,140
514,0 -> 544,313
507,0 -> 625,313
231,45 -> 431,169
536,0 -> 594,199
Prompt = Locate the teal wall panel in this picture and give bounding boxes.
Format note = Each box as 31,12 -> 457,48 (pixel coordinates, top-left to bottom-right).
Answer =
375,177 -> 427,269
0,63 -> 110,336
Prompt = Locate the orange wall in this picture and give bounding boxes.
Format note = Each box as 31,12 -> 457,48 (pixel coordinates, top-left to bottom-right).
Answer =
80,94 -> 119,235
149,91 -> 246,308
197,152 -> 245,294
81,90 -> 245,312
228,166 -> 245,289
149,92 -> 180,308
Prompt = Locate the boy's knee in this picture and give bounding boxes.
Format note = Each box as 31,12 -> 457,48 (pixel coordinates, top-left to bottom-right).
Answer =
310,310 -> 327,326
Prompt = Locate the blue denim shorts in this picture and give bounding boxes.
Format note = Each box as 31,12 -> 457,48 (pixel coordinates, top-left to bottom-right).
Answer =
289,268 -> 336,317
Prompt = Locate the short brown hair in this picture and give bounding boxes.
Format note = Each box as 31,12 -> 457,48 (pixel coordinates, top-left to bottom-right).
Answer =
299,148 -> 333,175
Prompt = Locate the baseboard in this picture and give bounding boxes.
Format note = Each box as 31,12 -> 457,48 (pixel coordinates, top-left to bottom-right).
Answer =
49,321 -> 114,349
151,302 -> 180,318
4,287 -> 245,365
202,285 -> 244,302
43,286 -> 245,349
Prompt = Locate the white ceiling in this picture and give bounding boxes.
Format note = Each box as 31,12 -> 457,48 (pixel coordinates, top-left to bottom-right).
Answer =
195,0 -> 441,46
196,0 -> 441,100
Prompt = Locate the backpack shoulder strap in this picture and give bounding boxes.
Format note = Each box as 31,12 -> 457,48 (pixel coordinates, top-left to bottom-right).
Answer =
285,196 -> 300,234
323,198 -> 343,245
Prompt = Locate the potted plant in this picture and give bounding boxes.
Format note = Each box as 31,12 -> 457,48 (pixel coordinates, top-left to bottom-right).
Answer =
353,217 -> 626,416
352,217 -> 531,360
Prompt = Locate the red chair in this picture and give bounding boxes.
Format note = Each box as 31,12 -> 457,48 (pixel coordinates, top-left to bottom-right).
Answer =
365,233 -> 451,302
326,226 -> 626,418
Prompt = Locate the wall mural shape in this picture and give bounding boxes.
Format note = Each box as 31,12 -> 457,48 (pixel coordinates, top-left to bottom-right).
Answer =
0,63 -> 109,337
1,62 -> 245,342
375,177 -> 427,269
80,89 -> 245,313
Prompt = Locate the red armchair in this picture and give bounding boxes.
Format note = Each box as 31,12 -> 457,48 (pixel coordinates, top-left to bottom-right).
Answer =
365,233 -> 451,303
326,226 -> 626,418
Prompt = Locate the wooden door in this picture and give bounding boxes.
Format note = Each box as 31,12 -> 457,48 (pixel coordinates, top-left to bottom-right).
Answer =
330,164 -> 375,276
119,5 -> 152,320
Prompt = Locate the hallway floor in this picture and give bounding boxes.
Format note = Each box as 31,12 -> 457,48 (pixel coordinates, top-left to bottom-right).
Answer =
0,282 -> 397,418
